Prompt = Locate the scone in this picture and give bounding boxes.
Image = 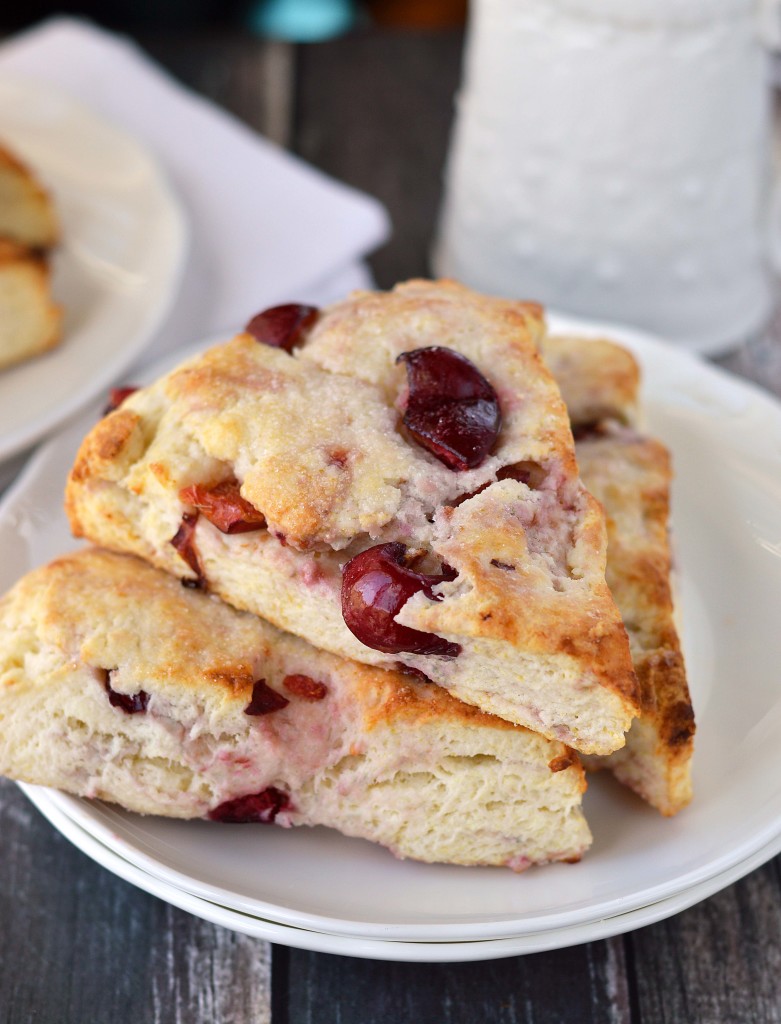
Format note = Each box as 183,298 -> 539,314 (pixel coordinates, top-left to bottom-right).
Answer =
542,334 -> 639,429
576,432 -> 694,815
0,548 -> 592,869
65,279 -> 639,755
0,239 -> 61,371
544,334 -> 695,815
0,143 -> 59,249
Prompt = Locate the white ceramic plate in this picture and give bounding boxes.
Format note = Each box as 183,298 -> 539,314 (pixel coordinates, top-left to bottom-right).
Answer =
0,76 -> 187,462
21,782 -> 781,962
3,314 -> 781,942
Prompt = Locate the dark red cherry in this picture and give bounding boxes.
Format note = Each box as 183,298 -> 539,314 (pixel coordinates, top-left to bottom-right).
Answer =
208,786 -> 292,823
394,663 -> 434,685
171,513 -> 205,587
245,304 -> 318,352
244,679 -> 289,716
100,669 -> 149,715
283,674 -> 328,701
180,479 -> 266,534
341,542 -> 460,657
103,386 -> 138,416
397,347 -> 501,471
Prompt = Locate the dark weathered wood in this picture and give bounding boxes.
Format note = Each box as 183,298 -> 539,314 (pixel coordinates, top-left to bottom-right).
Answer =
140,30 -> 295,147
285,937 -> 631,1024
627,862 -> 781,1023
0,779 -> 270,1024
294,28 -> 464,288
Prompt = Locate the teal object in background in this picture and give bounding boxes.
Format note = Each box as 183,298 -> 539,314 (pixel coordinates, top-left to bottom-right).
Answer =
250,0 -> 355,41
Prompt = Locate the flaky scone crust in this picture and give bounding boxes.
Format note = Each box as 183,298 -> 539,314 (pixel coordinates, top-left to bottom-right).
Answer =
542,335 -> 640,428
576,432 -> 695,815
0,143 -> 59,249
0,239 -> 61,370
0,549 -> 591,868
66,280 -> 639,754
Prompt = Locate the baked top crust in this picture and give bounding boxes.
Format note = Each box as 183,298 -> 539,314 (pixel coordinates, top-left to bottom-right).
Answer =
0,240 -> 61,370
0,548 -> 591,868
576,430 -> 695,815
0,143 -> 59,250
542,335 -> 639,428
66,279 -> 640,755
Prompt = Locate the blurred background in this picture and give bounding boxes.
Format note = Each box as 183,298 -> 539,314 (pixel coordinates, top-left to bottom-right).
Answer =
0,1 -> 467,36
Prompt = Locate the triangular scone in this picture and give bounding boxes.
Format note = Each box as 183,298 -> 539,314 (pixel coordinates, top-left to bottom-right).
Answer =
0,143 -> 59,249
543,334 -> 695,815
576,433 -> 694,815
542,335 -> 640,429
0,239 -> 61,370
0,549 -> 591,869
66,280 -> 639,754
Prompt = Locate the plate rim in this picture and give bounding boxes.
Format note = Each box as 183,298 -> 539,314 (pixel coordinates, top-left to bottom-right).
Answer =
20,782 -> 781,962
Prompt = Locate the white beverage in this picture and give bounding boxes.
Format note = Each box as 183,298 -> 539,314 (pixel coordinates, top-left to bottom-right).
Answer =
434,0 -> 777,354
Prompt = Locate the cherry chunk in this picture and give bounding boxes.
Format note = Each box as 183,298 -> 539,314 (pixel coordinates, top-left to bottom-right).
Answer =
341,542 -> 460,658
245,304 -> 318,352
397,347 -> 501,471
103,386 -> 138,416
284,674 -> 328,701
100,669 -> 149,715
244,679 -> 289,716
179,479 -> 266,535
171,512 -> 205,588
208,787 -> 291,824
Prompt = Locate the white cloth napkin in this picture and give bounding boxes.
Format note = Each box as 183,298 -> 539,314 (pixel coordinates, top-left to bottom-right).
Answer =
0,18 -> 389,365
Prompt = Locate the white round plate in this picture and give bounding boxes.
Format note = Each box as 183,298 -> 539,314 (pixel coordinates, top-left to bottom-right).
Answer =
21,782 -> 781,962
0,76 -> 187,462
3,314 -> 781,941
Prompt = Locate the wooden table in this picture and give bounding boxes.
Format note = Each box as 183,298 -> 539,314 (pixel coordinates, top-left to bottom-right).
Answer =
3,26 -> 781,1023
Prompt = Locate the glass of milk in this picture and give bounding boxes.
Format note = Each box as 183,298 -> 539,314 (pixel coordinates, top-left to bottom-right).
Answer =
434,0 -> 780,354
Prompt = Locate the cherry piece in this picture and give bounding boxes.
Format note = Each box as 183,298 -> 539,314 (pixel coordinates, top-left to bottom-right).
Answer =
208,787 -> 292,823
171,513 -> 205,587
100,669 -> 149,715
394,663 -> 434,685
397,347 -> 501,471
180,479 -> 266,535
341,542 -> 461,657
244,679 -> 290,716
245,304 -> 318,352
283,674 -> 328,701
103,386 -> 138,416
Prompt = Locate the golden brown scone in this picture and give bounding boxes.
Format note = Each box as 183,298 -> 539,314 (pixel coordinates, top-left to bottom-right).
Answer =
0,549 -> 592,869
66,280 -> 639,755
575,432 -> 695,816
0,239 -> 61,371
542,335 -> 640,428
542,333 -> 694,814
0,144 -> 59,249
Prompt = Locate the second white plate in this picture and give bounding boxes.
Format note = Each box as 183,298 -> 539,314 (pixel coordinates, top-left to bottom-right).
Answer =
22,782 -> 781,962
0,75 -> 186,461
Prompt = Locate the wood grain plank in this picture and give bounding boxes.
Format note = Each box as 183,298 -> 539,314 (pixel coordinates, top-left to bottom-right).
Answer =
140,30 -> 295,147
0,780 -> 271,1024
628,860 -> 781,1023
294,29 -> 464,287
285,938 -> 631,1024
